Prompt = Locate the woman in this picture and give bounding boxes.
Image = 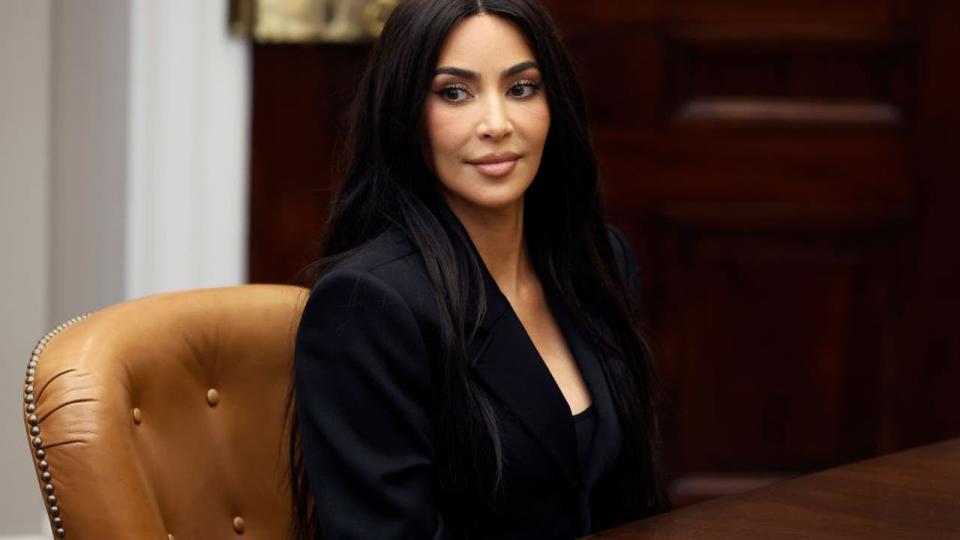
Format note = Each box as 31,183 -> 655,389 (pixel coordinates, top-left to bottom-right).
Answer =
290,0 -> 670,538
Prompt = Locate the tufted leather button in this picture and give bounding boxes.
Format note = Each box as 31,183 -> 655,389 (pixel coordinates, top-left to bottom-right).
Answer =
132,407 -> 142,424
206,388 -> 220,407
233,516 -> 245,534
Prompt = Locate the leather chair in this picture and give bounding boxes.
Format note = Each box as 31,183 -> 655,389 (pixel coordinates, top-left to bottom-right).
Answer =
21,285 -> 309,539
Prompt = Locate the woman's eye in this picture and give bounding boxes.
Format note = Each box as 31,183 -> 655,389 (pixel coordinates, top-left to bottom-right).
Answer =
439,86 -> 470,102
508,81 -> 540,98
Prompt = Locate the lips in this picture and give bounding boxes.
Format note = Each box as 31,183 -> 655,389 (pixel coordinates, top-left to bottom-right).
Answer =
467,153 -> 521,177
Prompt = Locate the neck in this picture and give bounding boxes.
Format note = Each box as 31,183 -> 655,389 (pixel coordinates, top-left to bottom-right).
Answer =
444,194 -> 532,298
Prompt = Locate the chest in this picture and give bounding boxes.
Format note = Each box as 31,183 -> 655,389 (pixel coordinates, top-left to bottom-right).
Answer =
455,293 -> 625,538
512,296 -> 593,415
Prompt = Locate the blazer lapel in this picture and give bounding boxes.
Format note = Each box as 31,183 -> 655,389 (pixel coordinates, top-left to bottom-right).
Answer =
465,254 -> 580,485
545,282 -> 624,482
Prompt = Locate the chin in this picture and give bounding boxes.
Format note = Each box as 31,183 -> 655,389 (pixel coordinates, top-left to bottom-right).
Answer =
445,183 -> 529,213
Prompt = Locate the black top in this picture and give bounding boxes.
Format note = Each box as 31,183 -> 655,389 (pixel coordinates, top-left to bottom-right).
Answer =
573,405 -> 597,466
573,405 -> 600,532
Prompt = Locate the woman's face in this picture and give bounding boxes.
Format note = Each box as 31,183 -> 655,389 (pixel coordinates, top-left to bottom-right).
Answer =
424,14 -> 551,214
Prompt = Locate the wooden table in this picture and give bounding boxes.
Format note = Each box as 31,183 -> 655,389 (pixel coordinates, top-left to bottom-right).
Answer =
586,438 -> 960,539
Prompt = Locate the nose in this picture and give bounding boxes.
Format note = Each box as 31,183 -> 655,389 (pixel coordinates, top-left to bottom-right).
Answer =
476,94 -> 513,141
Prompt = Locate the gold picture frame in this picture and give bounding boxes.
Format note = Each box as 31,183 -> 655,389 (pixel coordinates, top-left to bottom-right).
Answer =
229,0 -> 397,43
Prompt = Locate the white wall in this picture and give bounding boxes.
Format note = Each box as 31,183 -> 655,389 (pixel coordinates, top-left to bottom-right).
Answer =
0,1 -> 249,537
49,0 -> 132,323
0,1 -> 53,537
127,0 -> 250,298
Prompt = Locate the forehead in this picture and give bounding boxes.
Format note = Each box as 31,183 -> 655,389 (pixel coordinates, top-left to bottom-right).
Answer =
436,14 -> 535,69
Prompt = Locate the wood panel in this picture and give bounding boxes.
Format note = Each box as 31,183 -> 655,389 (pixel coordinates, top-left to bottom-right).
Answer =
249,43 -> 369,285
552,0 -> 930,505
888,0 -> 960,451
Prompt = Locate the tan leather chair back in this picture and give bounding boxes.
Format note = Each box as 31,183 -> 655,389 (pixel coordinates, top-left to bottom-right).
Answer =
22,285 -> 309,540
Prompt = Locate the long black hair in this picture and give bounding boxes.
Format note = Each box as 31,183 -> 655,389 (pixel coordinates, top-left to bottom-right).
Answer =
288,0 -> 669,537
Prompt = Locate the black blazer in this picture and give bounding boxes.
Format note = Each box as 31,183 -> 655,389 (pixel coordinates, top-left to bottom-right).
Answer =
294,225 -> 646,539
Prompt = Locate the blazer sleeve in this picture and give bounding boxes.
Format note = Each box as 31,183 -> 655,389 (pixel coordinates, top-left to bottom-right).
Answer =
294,268 -> 451,540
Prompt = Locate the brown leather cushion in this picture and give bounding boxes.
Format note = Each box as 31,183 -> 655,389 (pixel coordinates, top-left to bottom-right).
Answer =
22,285 -> 309,539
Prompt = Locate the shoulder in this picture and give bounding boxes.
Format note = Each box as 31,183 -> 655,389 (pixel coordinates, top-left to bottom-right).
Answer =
325,226 -> 418,276
312,226 -> 429,291
293,230 -> 436,414
302,227 -> 438,333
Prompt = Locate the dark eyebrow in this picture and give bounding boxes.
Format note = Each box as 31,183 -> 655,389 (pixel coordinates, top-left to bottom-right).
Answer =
502,61 -> 539,78
434,61 -> 540,81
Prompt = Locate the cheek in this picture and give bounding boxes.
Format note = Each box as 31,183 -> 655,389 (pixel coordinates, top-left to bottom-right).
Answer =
518,102 -> 551,151
425,104 -> 471,162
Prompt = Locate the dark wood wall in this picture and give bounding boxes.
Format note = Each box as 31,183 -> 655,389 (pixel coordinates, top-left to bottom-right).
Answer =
248,0 -> 960,505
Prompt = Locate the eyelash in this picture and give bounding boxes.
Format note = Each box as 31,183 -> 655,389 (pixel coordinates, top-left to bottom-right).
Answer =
436,79 -> 541,104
